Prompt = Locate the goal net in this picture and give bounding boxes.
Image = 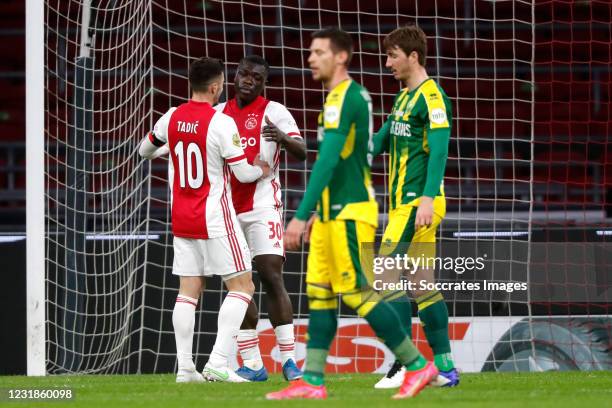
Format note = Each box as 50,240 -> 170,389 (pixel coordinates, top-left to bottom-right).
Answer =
41,0 -> 611,374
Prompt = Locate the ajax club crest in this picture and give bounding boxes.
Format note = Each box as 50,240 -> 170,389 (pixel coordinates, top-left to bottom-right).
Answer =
245,113 -> 259,130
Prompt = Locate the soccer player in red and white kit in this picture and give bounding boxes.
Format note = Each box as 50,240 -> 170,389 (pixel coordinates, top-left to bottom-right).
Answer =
139,57 -> 271,383
214,56 -> 307,382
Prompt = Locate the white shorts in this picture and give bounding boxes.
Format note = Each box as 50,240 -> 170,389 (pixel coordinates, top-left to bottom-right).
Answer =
237,207 -> 285,258
172,233 -> 251,279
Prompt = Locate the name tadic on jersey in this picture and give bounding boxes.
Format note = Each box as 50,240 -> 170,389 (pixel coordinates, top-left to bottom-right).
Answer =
176,120 -> 199,134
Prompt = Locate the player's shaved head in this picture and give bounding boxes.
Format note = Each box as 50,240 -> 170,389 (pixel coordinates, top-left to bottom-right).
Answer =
189,57 -> 224,93
311,27 -> 353,66
384,24 -> 427,66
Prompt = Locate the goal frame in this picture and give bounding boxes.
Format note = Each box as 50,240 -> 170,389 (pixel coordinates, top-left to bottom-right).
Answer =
26,0 -> 46,376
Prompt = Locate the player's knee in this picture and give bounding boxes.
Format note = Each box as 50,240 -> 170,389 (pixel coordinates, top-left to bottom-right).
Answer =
259,272 -> 285,297
341,289 -> 380,317
254,256 -> 284,287
411,279 -> 436,299
411,287 -> 429,299
243,279 -> 256,296
307,284 -> 338,310
226,274 -> 255,296
179,276 -> 205,299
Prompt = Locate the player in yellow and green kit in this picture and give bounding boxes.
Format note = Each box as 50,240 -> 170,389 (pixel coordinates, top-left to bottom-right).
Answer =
372,25 -> 458,389
266,28 -> 438,401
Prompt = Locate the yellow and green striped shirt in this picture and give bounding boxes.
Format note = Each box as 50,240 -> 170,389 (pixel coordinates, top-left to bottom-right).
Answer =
295,79 -> 378,227
372,78 -> 452,210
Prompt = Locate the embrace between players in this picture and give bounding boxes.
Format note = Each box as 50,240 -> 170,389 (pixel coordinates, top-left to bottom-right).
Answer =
139,24 -> 456,400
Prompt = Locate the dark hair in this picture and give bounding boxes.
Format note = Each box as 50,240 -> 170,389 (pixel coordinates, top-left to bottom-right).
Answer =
383,24 -> 427,66
189,57 -> 223,93
239,55 -> 269,76
311,27 -> 353,66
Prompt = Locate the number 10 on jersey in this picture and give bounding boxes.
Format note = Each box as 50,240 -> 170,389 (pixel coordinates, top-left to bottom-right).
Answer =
174,141 -> 204,189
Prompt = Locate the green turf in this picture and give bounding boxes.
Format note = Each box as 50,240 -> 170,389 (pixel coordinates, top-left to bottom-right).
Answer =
1,372 -> 611,407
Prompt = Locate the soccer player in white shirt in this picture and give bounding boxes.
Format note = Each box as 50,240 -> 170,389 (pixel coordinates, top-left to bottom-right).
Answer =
139,57 -> 270,383
214,56 -> 306,381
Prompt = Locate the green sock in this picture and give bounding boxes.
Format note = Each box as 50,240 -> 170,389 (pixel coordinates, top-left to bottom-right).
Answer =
306,309 -> 337,349
303,308 -> 337,387
303,372 -> 324,386
392,337 -> 428,371
405,355 -> 429,371
303,348 -> 327,386
384,290 -> 413,338
364,301 -> 427,370
434,353 -> 455,371
416,291 -> 454,370
364,301 -> 409,349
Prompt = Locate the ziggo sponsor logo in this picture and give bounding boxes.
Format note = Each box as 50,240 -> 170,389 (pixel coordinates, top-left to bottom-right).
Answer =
240,137 -> 258,149
250,321 -> 469,373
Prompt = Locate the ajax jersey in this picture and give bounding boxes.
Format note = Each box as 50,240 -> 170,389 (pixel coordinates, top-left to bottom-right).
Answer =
150,100 -> 247,239
214,96 -> 301,214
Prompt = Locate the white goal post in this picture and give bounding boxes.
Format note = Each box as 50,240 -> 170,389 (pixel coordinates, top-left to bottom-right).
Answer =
26,0 -> 45,376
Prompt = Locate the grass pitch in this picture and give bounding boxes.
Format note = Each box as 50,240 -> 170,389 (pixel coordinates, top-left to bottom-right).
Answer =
1,371 -> 611,407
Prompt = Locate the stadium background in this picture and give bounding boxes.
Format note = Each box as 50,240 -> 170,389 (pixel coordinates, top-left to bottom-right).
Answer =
1,0 -> 611,376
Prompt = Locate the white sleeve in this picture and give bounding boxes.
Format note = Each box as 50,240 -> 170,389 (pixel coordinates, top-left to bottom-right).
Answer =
268,102 -> 302,139
210,112 -> 247,165
231,160 -> 263,183
139,107 -> 175,159
152,107 -> 176,144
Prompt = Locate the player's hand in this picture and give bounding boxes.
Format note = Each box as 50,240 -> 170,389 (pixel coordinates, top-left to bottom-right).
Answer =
253,154 -> 271,178
262,115 -> 288,145
415,196 -> 434,229
304,214 -> 317,243
284,217 -> 306,250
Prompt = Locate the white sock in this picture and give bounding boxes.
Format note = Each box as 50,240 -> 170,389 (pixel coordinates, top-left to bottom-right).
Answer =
173,294 -> 198,371
275,323 -> 296,365
237,329 -> 263,370
208,291 -> 252,368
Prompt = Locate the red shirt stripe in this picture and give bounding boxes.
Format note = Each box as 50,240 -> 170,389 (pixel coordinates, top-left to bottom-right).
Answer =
226,154 -> 246,164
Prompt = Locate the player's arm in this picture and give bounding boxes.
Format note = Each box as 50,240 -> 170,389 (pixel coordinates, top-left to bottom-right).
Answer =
284,91 -> 356,250
265,120 -> 306,161
281,136 -> 306,161
231,155 -> 270,182
371,116 -> 391,157
284,130 -> 346,250
422,127 -> 450,198
416,94 -> 451,228
139,139 -> 169,159
422,95 -> 452,198
262,105 -> 306,161
294,130 -> 346,221
139,108 -> 175,159
215,114 -> 269,182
